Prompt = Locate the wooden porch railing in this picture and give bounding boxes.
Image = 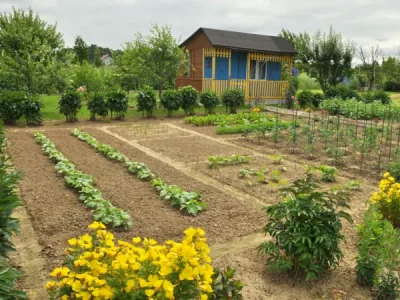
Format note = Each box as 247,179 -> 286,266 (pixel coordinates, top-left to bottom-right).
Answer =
202,79 -> 287,100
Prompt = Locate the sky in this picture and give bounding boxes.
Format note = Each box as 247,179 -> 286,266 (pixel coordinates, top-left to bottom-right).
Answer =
1,0 -> 400,57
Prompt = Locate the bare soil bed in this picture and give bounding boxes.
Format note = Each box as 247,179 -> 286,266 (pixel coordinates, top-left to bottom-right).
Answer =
8,118 -> 380,300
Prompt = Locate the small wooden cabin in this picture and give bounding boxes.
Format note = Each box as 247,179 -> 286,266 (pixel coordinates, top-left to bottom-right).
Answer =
176,28 -> 297,101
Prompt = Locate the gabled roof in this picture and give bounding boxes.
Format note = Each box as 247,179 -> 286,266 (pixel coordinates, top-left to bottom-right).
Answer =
180,27 -> 297,55
101,54 -> 111,60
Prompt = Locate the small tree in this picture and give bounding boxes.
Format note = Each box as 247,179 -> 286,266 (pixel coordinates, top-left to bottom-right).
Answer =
358,45 -> 382,90
23,95 -> 43,125
221,89 -> 245,114
161,89 -> 181,117
179,85 -> 198,116
199,90 -> 219,114
0,91 -> 25,125
137,86 -> 157,118
87,92 -> 108,121
59,90 -> 82,122
107,89 -> 128,120
258,175 -> 352,280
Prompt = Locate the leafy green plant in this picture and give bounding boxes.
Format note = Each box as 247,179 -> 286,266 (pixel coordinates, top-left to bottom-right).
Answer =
59,90 -> 82,122
221,89 -> 245,114
23,95 -> 42,125
356,206 -> 384,287
238,169 -> 255,178
107,89 -> 128,119
269,154 -> 284,164
199,90 -> 219,115
72,129 -> 207,215
137,86 -> 157,117
185,112 -> 274,126
179,85 -> 198,116
216,121 -> 293,135
258,175 -> 352,280
34,132 -> 132,227
210,267 -> 243,300
0,257 -> 26,299
0,91 -> 25,125
87,92 -> 108,120
319,165 -> 337,182
161,89 -> 181,117
208,155 -> 250,169
269,170 -> 281,183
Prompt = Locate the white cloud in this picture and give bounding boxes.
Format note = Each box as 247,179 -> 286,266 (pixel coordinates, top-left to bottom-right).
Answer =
1,0 -> 399,56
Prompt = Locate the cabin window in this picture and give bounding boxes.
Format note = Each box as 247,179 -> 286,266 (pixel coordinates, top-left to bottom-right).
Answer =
250,60 -> 267,80
184,52 -> 191,77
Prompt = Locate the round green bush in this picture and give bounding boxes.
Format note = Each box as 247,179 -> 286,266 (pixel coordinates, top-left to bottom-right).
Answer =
59,90 -> 82,122
296,90 -> 314,108
137,86 -> 157,118
161,89 -> 181,117
23,95 -> 43,125
362,90 -> 391,105
199,90 -> 219,114
312,93 -> 324,108
87,92 -> 108,121
221,89 -> 245,114
0,91 -> 25,125
107,89 -> 128,120
179,85 -> 198,116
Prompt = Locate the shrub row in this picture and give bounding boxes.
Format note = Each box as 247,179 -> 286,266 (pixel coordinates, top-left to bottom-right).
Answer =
46,222 -> 243,299
59,89 -> 128,122
71,129 -> 207,215
34,132 -> 132,227
0,124 -> 27,299
319,98 -> 400,120
296,86 -> 390,109
0,91 -> 42,125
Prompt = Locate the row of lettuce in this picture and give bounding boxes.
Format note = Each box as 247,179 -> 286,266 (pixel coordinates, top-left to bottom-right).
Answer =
0,125 -> 27,298
71,129 -> 207,215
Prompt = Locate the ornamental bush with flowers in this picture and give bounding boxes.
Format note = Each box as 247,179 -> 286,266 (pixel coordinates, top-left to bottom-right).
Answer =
370,172 -> 400,228
46,222 -> 241,300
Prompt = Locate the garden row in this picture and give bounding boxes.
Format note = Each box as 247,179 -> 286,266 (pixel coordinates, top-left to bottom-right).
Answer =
71,129 -> 207,215
34,132 -> 132,227
0,125 -> 27,298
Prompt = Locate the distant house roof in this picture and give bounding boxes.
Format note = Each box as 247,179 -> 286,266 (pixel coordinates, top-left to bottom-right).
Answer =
101,54 -> 111,60
180,28 -> 297,55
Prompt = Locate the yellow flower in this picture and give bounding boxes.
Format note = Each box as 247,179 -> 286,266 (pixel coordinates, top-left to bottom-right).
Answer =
139,278 -> 148,288
125,279 -> 135,293
201,294 -> 208,300
50,267 -> 70,279
163,280 -> 174,299
45,281 -> 57,291
145,289 -> 155,297
179,265 -> 194,281
147,274 -> 163,288
132,237 -> 141,244
88,221 -> 106,230
68,238 -> 78,246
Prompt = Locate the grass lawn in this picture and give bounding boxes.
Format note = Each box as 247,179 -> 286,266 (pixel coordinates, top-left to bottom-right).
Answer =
40,94 -> 249,122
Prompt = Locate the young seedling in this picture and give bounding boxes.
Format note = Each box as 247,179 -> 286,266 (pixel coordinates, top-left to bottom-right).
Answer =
269,154 -> 284,164
319,165 -> 337,182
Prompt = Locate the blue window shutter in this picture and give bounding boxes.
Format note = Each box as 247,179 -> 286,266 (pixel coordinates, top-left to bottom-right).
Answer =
267,62 -> 281,81
204,57 -> 212,78
215,57 -> 229,80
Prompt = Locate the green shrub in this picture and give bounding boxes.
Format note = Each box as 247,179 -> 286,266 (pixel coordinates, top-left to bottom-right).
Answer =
221,89 -> 245,114
312,93 -> 324,108
258,175 -> 352,280
199,90 -> 219,114
296,90 -> 314,108
0,91 -> 25,125
161,89 -> 181,117
87,92 -> 108,121
23,95 -> 43,126
59,90 -> 82,122
179,85 -> 198,116
216,120 -> 293,135
107,89 -> 128,120
210,267 -> 243,300
318,165 -> 336,182
362,90 -> 391,104
136,86 -> 157,118
355,206 -> 384,286
384,80 -> 400,92
325,85 -> 360,100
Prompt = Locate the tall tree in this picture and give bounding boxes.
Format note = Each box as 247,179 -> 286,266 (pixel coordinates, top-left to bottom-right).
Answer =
74,35 -> 88,64
94,48 -> 103,67
0,7 -> 65,94
382,56 -> 400,82
120,24 -> 188,97
358,45 -> 383,90
280,27 -> 355,92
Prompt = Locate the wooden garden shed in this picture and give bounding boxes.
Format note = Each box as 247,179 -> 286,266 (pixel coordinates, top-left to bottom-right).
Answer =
176,28 -> 297,101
